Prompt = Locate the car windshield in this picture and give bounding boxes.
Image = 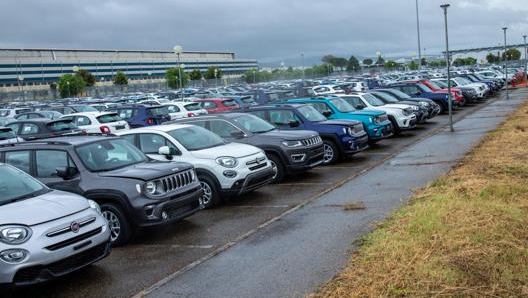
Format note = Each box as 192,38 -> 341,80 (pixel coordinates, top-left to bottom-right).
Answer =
231,114 -> 275,133
370,92 -> 399,103
457,77 -> 472,85
75,138 -> 148,171
362,93 -> 385,106
168,125 -> 226,151
148,106 -> 169,116
433,80 -> 448,88
184,103 -> 203,111
0,163 -> 48,205
417,83 -> 433,92
297,105 -> 327,122
427,81 -> 443,89
0,110 -> 9,117
73,105 -> 99,112
97,113 -> 123,123
329,97 -> 356,112
47,120 -> 78,131
385,89 -> 412,99
0,127 -> 17,140
222,99 -> 238,107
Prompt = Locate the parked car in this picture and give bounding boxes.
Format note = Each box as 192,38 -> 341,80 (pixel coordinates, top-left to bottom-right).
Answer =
336,93 -> 417,134
372,88 -> 441,119
0,162 -> 111,286
307,85 -> 346,96
0,136 -> 203,246
242,103 -> 369,165
0,126 -> 23,145
171,101 -> 208,117
5,118 -> 85,141
49,105 -> 99,115
387,82 -> 454,113
60,111 -> 130,134
193,98 -> 240,114
13,110 -> 64,120
107,104 -> 171,128
167,113 -> 324,183
431,78 -> 488,100
367,90 -> 428,124
116,124 -> 275,208
283,97 -> 394,143
0,108 -> 33,119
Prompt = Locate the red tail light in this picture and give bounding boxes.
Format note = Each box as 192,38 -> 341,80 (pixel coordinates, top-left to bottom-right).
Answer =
187,113 -> 196,117
100,126 -> 111,134
146,118 -> 155,125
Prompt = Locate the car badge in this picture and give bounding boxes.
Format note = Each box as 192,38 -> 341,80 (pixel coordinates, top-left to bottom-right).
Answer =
171,168 -> 179,172
70,221 -> 80,233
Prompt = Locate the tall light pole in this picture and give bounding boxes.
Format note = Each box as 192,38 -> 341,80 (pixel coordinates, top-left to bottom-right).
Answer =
441,4 -> 453,132
502,27 -> 508,100
415,0 -> 422,71
300,52 -> 305,83
523,35 -> 527,83
173,45 -> 184,100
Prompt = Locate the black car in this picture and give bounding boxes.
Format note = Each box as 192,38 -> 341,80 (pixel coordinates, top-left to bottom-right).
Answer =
240,103 -> 369,165
373,88 -> 441,119
167,113 -> 325,183
5,118 -> 85,140
0,135 -> 204,246
367,90 -> 428,124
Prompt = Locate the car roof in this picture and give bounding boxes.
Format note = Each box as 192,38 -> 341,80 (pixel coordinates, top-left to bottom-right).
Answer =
63,111 -> 118,117
7,118 -> 73,124
12,135 -> 120,147
116,123 -> 195,133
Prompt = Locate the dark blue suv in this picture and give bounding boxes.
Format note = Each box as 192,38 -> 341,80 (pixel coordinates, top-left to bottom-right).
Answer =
108,104 -> 170,128
241,103 -> 369,165
387,82 -> 452,114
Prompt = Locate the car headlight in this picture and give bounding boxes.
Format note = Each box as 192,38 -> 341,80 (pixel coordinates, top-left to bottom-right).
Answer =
402,108 -> 412,116
281,140 -> 303,147
145,181 -> 158,195
216,156 -> 238,168
87,199 -> 102,215
419,101 -> 429,107
0,225 -> 32,245
345,127 -> 354,135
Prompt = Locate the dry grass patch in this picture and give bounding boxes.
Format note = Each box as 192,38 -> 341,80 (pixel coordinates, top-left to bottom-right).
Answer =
308,100 -> 528,298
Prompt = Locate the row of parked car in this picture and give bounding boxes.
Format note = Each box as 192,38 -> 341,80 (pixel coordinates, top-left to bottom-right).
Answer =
0,71 -> 505,287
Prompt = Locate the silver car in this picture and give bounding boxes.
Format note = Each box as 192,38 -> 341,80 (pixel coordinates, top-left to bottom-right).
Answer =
0,163 -> 111,286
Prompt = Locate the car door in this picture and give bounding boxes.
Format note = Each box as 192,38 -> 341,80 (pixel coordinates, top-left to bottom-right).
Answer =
35,149 -> 82,193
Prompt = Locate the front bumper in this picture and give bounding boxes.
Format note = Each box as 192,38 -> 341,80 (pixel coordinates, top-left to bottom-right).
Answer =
285,144 -> 325,173
221,167 -> 275,196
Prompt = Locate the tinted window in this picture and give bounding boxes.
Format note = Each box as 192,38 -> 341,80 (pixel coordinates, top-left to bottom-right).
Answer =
47,120 -> 77,132
5,151 -> 30,173
139,133 -> 172,154
20,123 -> 40,135
97,113 -> 122,123
75,138 -> 148,171
0,164 -> 46,204
168,126 -> 226,150
209,120 -> 241,138
184,103 -> 202,111
222,99 -> 238,107
36,150 -> 74,178
0,128 -> 16,140
75,116 -> 92,126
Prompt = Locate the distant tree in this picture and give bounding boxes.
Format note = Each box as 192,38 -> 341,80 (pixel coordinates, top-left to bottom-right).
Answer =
502,48 -> 521,61
346,55 -> 361,72
384,60 -> 399,70
203,66 -> 222,79
189,69 -> 202,81
113,71 -> 128,86
321,55 -> 336,65
165,67 -> 189,89
58,74 -> 86,98
486,52 -> 500,64
428,60 -> 446,67
334,57 -> 348,70
408,60 -> 419,70
420,57 -> 427,66
76,69 -> 96,87
362,58 -> 373,66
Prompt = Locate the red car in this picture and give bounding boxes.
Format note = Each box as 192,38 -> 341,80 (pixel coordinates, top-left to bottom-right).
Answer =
194,98 -> 240,114
417,80 -> 466,106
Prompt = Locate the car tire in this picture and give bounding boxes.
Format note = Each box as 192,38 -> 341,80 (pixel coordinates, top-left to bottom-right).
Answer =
322,140 -> 339,165
101,203 -> 133,247
388,116 -> 401,135
198,174 -> 220,209
268,154 -> 285,184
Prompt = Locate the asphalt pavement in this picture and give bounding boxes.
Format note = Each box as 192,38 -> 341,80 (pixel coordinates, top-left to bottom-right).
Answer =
136,88 -> 528,298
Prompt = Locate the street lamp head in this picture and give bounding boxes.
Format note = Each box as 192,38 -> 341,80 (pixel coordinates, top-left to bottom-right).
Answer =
502,27 -> 508,31
173,45 -> 183,54
440,3 -> 450,9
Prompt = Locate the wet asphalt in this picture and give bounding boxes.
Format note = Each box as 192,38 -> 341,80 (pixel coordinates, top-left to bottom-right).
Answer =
137,88 -> 528,298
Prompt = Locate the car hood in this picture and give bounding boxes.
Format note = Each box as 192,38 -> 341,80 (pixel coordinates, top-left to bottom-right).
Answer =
319,119 -> 361,126
0,190 -> 89,226
381,103 -> 412,110
349,110 -> 384,117
191,142 -> 262,159
260,129 -> 318,139
98,160 -> 193,181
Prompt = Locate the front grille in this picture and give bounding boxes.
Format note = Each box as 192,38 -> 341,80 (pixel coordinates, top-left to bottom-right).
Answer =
13,242 -> 110,285
248,162 -> 267,171
165,200 -> 200,219
46,217 -> 97,237
45,227 -> 103,251
246,156 -> 266,166
160,169 -> 195,192
302,136 -> 322,147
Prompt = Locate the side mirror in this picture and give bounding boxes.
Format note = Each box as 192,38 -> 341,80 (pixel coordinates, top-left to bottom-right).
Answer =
288,120 -> 300,128
414,91 -> 422,96
230,130 -> 245,139
158,146 -> 178,160
322,110 -> 332,117
56,166 -> 79,180
355,105 -> 364,110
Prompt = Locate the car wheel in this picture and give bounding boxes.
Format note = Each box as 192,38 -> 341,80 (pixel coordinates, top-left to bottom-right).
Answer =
322,140 -> 339,165
268,154 -> 285,183
198,175 -> 220,209
101,203 -> 133,247
388,116 -> 401,135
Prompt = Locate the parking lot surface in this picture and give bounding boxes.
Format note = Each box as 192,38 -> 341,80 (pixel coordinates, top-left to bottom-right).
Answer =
6,88 -> 527,298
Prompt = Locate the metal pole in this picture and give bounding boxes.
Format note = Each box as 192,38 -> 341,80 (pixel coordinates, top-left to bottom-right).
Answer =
415,0 -> 422,71
502,27 -> 508,99
301,52 -> 305,83
177,53 -> 184,100
441,4 -> 453,132
523,35 -> 528,87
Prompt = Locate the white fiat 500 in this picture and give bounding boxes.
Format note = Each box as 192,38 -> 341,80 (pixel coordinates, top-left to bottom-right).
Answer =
60,111 -> 130,134
0,163 -> 111,286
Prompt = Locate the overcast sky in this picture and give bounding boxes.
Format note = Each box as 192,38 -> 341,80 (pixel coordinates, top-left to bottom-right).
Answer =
1,0 -> 527,65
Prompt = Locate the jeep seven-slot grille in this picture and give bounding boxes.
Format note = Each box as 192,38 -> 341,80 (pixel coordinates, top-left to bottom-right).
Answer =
301,136 -> 322,147
161,169 -> 194,192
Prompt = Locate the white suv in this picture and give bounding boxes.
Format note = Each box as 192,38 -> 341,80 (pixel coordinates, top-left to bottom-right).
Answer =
116,124 -> 275,208
60,111 -> 129,134
335,93 -> 417,134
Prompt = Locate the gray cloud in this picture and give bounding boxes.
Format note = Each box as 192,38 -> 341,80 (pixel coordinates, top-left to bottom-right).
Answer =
1,0 -> 527,65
